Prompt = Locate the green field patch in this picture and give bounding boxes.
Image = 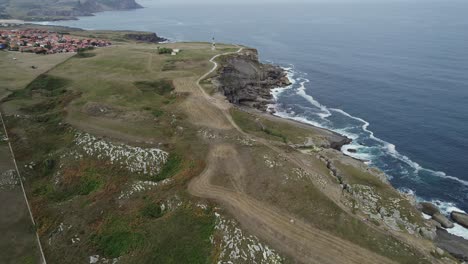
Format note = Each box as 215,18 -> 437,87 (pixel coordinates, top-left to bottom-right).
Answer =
134,80 -> 174,95
135,208 -> 215,263
231,109 -> 288,143
8,74 -> 70,99
140,202 -> 163,219
152,154 -> 182,182
92,217 -> 144,258
75,52 -> 96,59
32,166 -> 104,202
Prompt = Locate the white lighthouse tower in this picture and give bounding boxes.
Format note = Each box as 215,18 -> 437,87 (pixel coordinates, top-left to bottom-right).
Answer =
211,37 -> 216,51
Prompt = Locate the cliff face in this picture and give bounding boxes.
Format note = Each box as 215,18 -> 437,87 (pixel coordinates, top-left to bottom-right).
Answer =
79,0 -> 142,13
3,0 -> 142,21
213,49 -> 291,112
125,32 -> 167,43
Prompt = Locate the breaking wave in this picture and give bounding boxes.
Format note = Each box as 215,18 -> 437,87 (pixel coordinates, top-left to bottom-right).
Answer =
269,66 -> 468,228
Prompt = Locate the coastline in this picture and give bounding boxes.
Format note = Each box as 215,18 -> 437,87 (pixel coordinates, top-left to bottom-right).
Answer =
3,18 -> 468,261
269,65 -> 468,236
0,0 -> 143,22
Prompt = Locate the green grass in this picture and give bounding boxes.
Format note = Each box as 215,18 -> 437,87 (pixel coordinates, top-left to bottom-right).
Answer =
92,217 -> 144,258
140,203 -> 163,219
32,166 -> 104,202
152,154 -> 183,182
8,74 -> 70,99
231,109 -> 289,143
135,208 -> 215,264
262,127 -> 288,143
75,52 -> 96,59
134,80 -> 174,95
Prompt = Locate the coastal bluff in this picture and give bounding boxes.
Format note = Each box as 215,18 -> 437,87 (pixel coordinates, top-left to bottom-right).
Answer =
213,48 -> 291,112
0,0 -> 142,21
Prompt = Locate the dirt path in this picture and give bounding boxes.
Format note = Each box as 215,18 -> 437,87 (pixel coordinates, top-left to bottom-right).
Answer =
189,145 -> 395,264
187,48 -> 398,263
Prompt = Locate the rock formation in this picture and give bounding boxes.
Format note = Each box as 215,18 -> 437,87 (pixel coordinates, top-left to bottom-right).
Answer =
125,32 -> 167,43
451,211 -> 468,228
432,213 -> 454,228
435,229 -> 468,261
214,49 -> 291,112
418,202 -> 440,216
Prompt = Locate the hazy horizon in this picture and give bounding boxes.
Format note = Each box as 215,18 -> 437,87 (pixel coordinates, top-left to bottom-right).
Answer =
138,0 -> 452,5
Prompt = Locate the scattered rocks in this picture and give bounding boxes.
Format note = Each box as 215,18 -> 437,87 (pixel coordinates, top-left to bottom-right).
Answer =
418,227 -> 437,240
432,213 -> 454,229
451,211 -> 468,228
118,179 -> 172,200
435,247 -> 445,256
74,132 -> 168,176
213,212 -> 283,263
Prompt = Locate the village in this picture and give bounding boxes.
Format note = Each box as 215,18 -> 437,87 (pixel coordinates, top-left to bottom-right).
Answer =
0,29 -> 111,54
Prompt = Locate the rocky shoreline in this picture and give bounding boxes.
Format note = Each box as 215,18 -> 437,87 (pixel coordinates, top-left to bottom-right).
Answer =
213,48 -> 291,112
214,50 -> 468,261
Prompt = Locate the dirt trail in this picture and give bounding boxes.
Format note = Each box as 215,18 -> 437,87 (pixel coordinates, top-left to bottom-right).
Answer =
189,145 -> 395,264
186,48 -> 400,263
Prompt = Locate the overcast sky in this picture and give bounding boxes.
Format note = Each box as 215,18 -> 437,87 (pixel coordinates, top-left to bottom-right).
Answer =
137,0 -> 386,5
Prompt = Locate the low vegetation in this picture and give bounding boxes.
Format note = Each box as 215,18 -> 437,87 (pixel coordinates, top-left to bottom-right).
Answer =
157,47 -> 173,55
0,32 -> 439,264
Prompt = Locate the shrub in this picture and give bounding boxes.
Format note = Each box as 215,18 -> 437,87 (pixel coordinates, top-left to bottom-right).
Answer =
157,47 -> 173,54
141,203 -> 163,219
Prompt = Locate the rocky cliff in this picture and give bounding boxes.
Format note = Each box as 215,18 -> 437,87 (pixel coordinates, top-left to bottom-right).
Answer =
213,49 -> 291,112
2,0 -> 142,21
125,32 -> 167,43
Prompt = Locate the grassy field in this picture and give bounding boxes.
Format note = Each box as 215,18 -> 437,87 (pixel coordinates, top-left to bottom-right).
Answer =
0,28 -> 442,264
1,39 -> 243,263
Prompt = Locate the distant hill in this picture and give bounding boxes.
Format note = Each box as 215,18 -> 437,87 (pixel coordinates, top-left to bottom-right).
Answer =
0,0 -> 142,21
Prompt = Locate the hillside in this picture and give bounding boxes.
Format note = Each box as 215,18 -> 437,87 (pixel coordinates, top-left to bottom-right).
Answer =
0,0 -> 142,21
0,28 -> 461,263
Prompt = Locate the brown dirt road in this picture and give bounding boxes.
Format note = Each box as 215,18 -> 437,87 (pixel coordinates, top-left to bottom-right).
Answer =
189,144 -> 395,264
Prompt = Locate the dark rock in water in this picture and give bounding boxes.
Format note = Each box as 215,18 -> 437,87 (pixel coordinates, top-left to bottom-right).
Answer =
125,33 -> 167,43
418,202 -> 440,216
214,49 -> 291,112
330,137 -> 352,151
451,211 -> 468,228
435,228 -> 468,261
347,148 -> 357,153
432,213 -> 454,228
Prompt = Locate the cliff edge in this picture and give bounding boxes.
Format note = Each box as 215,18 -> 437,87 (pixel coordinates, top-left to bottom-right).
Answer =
0,0 -> 142,21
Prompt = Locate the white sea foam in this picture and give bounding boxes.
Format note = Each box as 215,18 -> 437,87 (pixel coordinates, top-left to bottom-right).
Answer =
428,200 -> 468,239
341,144 -> 373,161
327,108 -> 468,187
297,79 -> 331,119
269,65 -> 468,220
449,223 -> 468,240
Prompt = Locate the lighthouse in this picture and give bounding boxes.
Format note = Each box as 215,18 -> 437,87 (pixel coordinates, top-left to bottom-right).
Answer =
211,37 -> 216,51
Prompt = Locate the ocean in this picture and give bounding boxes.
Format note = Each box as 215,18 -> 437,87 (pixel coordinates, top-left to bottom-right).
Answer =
43,0 -> 468,238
